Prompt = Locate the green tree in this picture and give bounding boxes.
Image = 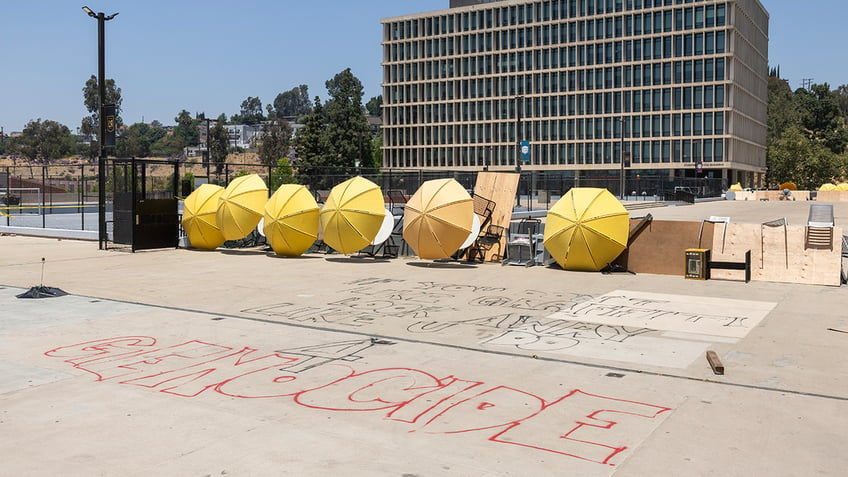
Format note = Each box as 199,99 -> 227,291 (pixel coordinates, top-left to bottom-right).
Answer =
766,76 -> 800,148
323,68 -> 370,171
13,119 -> 75,163
270,157 -> 296,189
173,110 -> 199,149
258,118 -> 292,167
369,133 -> 383,169
81,75 -> 122,157
365,95 -> 383,117
232,96 -> 264,125
292,98 -> 332,188
116,122 -> 167,158
273,85 -> 312,119
795,83 -> 848,154
209,115 -> 230,174
835,84 -> 848,120
768,126 -> 841,189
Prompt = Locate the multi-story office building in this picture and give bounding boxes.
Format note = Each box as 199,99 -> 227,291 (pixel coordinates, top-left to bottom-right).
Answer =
381,0 -> 768,188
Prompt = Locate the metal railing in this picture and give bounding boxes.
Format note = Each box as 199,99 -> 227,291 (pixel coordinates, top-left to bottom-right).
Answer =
1,160 -> 727,233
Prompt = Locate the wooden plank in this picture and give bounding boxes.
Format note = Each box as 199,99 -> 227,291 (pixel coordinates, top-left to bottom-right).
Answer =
473,172 -> 519,262
621,220 -> 714,275
706,350 -> 725,375
709,223 -> 842,286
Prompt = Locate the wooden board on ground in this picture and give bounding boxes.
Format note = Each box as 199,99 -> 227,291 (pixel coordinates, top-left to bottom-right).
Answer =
473,172 -> 519,262
620,219 -> 714,276
709,223 -> 842,286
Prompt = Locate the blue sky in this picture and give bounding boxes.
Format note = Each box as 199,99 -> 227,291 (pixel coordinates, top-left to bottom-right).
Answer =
1,0 -> 845,133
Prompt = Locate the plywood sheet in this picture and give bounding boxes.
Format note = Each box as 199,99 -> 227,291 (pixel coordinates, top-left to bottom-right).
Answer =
472,172 -> 519,261
815,191 -> 848,202
709,223 -> 842,286
621,220 -> 714,275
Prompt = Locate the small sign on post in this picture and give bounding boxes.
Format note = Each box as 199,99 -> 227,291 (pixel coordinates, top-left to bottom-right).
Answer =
103,103 -> 116,149
520,140 -> 530,163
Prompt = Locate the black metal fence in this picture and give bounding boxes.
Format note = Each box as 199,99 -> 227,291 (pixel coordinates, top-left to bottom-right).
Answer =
1,159 -> 727,234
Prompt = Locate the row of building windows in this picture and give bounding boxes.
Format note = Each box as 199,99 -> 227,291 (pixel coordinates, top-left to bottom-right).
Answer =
388,19 -> 727,62
387,84 -> 726,121
389,1 -> 725,40
385,111 -> 725,147
389,58 -> 725,99
383,137 -> 725,168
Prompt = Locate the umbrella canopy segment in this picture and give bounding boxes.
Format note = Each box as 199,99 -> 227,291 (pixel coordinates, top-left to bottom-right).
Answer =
216,174 -> 269,241
319,176 -> 385,254
181,184 -> 226,250
263,184 -> 320,257
543,188 -> 630,272
819,183 -> 837,191
403,178 -> 474,259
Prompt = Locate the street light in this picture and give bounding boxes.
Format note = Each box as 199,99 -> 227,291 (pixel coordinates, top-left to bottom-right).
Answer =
515,95 -> 523,173
82,6 -> 118,250
616,117 -> 627,199
196,113 -> 219,178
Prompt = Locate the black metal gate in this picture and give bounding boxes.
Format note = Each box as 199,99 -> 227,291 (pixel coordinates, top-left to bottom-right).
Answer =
108,158 -> 179,252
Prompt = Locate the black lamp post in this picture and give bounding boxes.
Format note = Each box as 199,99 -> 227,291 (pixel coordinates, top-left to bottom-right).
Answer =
82,6 -> 118,250
515,95 -> 523,173
616,117 -> 626,199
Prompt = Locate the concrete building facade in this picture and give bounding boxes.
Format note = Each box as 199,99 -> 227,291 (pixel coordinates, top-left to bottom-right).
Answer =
381,0 -> 768,188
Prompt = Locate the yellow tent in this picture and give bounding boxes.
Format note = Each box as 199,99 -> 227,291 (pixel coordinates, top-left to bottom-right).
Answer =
181,184 -> 226,250
216,174 -> 268,241
403,178 -> 474,259
319,176 -> 385,254
263,184 -> 320,257
543,188 -> 629,271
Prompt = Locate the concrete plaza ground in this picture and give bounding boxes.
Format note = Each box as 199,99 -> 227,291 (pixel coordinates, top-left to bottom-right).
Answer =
1,200 -> 847,476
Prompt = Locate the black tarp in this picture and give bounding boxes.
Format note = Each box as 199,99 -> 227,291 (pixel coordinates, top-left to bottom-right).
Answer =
16,286 -> 68,299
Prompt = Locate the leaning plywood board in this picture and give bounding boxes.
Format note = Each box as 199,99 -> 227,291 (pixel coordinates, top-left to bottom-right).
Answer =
709,223 -> 842,286
623,220 -> 714,276
473,172 -> 519,262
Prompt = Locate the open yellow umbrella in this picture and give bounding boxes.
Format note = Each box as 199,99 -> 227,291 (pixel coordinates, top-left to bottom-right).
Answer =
181,184 -> 226,250
319,176 -> 385,254
819,183 -> 837,191
263,184 -> 319,257
543,188 -> 629,272
403,178 -> 474,259
837,182 -> 848,191
729,182 -> 744,192
217,174 -> 269,241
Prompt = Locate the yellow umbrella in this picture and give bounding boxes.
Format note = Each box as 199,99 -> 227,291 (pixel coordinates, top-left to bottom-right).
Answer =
819,183 -> 837,191
837,182 -> 848,191
729,182 -> 744,192
543,188 -> 630,272
319,176 -> 385,254
403,178 -> 473,259
217,174 -> 269,241
181,184 -> 226,250
263,184 -> 319,257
